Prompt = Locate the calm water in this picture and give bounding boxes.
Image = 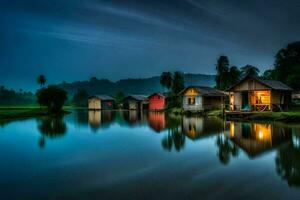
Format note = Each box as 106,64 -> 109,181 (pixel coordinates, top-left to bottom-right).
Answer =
1,110 -> 300,200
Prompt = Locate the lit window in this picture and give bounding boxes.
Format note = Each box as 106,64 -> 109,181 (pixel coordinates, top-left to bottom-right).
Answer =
188,97 -> 195,105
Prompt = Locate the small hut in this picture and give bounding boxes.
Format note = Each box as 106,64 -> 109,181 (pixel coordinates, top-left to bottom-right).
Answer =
123,95 -> 148,110
227,75 -> 292,112
148,93 -> 166,110
88,95 -> 114,110
179,86 -> 226,111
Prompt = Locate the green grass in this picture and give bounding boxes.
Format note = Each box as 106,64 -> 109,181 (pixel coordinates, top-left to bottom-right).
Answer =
0,105 -> 73,124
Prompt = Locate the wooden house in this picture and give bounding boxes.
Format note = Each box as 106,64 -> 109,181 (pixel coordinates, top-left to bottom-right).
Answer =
148,93 -> 166,110
88,95 -> 114,110
123,95 -> 149,110
227,75 -> 292,112
179,86 -> 226,111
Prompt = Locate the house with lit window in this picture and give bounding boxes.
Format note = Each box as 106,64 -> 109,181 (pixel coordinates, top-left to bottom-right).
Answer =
179,86 -> 226,111
227,75 -> 292,112
88,95 -> 115,110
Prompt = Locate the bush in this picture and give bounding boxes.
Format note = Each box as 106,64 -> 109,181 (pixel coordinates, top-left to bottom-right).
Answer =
36,86 -> 68,113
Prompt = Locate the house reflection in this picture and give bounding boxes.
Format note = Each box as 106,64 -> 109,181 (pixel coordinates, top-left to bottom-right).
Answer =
88,111 -> 115,132
122,110 -> 147,126
228,121 -> 291,158
148,112 -> 166,133
182,116 -> 224,140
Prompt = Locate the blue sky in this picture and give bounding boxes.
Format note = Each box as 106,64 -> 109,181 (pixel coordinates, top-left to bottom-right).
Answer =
1,0 -> 300,91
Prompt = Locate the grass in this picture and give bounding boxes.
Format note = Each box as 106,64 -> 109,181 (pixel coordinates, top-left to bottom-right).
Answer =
0,105 -> 72,124
226,106 -> 300,123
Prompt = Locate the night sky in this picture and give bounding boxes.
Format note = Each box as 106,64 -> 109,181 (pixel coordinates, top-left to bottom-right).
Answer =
1,0 -> 300,91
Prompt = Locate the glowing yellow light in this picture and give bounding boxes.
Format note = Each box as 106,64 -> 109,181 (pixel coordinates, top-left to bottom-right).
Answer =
230,122 -> 235,138
258,131 -> 264,140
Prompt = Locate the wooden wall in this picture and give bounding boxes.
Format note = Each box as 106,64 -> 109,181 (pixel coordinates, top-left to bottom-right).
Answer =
231,78 -> 269,91
88,98 -> 101,109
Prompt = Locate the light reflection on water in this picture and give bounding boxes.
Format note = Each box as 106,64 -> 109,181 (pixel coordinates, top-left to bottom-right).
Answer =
0,110 -> 300,199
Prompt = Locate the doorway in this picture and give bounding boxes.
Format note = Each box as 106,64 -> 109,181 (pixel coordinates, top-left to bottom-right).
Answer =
241,92 -> 249,110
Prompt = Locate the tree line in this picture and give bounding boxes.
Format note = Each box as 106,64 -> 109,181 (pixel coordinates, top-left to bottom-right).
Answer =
215,41 -> 300,90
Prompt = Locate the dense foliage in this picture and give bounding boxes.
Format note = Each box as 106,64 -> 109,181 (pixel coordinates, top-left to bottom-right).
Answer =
72,89 -> 89,107
160,71 -> 185,108
115,91 -> 125,108
36,86 -> 68,113
0,86 -> 36,105
271,41 -> 300,89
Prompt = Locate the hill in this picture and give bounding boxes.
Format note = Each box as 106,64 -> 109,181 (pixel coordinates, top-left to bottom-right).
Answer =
57,73 -> 215,97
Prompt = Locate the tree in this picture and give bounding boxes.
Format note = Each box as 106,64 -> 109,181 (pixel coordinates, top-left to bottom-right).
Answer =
274,41 -> 300,89
240,65 -> 260,77
36,86 -> 68,113
172,71 -> 185,94
159,71 -> 185,108
72,89 -> 89,107
160,72 -> 173,90
115,91 -> 125,108
37,75 -> 46,87
215,56 -> 230,90
228,66 -> 241,86
263,69 -> 276,79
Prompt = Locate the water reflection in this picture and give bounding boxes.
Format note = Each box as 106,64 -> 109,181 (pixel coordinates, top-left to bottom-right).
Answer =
182,116 -> 224,140
276,130 -> 300,187
88,110 -> 116,132
37,116 -> 67,148
2,110 -> 300,199
148,112 -> 166,133
216,135 -> 239,165
227,122 -> 291,158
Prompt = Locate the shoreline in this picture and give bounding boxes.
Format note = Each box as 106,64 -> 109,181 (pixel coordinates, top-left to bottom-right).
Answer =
0,107 -> 71,124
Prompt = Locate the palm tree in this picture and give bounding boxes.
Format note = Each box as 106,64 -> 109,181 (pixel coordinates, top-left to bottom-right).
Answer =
228,66 -> 241,86
37,75 -> 46,87
160,72 -> 173,90
241,65 -> 260,77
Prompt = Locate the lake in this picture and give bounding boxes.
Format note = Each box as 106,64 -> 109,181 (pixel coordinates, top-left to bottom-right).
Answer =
1,110 -> 300,200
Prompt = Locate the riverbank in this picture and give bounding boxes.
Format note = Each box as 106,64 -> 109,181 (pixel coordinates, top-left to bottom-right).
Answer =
0,106 -> 72,124
225,111 -> 300,123
167,106 -> 300,123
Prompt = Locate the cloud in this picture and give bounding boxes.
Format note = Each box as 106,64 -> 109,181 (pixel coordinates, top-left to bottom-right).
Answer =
85,3 -> 190,33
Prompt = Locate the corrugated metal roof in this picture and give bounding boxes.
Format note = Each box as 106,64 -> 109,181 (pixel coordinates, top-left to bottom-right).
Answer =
125,95 -> 148,101
227,75 -> 293,91
179,86 -> 226,97
89,95 -> 115,100
257,78 -> 293,90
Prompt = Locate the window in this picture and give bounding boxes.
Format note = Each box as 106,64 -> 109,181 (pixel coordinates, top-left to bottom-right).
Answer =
188,97 -> 195,105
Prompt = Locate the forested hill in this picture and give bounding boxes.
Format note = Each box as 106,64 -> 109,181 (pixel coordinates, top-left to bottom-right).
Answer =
57,73 -> 215,96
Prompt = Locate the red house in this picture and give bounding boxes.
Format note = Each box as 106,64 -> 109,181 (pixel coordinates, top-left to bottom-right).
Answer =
148,93 -> 166,110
